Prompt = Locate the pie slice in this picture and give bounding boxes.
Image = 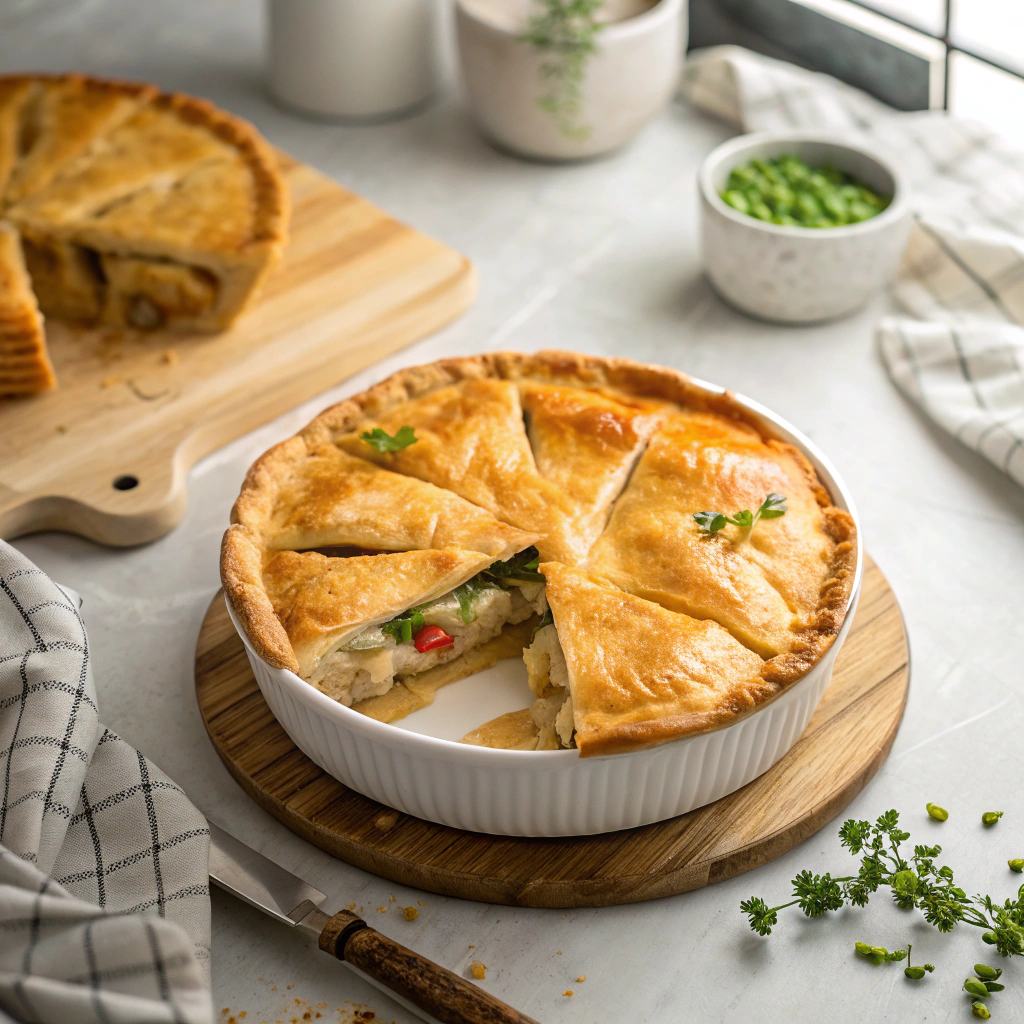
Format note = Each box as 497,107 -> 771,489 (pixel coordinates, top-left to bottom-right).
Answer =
6,88 -> 286,333
234,439 -> 538,559
0,222 -> 52,394
585,412 -> 856,661
337,377 -> 585,564
519,380 -> 666,552
524,563 -> 770,757
1,74 -> 154,210
254,543 -> 546,706
0,78 -> 35,200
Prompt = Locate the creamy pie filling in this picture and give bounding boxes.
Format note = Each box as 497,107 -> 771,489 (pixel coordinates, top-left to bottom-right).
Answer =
310,578 -> 546,707
523,621 -> 576,749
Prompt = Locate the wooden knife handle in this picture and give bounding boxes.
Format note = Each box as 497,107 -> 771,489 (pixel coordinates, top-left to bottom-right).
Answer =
319,910 -> 540,1024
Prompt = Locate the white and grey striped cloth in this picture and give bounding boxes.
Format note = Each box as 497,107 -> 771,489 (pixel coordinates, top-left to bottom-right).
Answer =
684,46 -> 1024,487
0,541 -> 212,1024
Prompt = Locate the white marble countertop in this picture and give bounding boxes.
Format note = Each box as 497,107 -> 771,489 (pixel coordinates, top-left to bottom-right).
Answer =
5,2 -> 1024,1022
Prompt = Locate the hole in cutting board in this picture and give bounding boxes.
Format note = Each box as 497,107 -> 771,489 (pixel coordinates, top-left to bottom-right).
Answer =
391,657 -> 535,743
112,474 -> 139,491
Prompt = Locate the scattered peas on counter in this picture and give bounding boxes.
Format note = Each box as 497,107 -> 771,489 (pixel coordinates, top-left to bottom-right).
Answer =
720,154 -> 890,228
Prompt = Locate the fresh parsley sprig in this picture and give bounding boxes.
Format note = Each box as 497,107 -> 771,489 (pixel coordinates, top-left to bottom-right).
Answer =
694,493 -> 788,536
741,808 -> 1024,1014
360,425 -> 418,453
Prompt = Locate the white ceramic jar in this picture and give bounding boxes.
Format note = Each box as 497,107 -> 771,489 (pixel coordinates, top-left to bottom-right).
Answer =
699,131 -> 912,323
267,0 -> 446,120
456,0 -> 686,161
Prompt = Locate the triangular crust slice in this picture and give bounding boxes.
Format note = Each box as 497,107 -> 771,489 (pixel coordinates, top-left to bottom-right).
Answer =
264,547 -> 494,677
585,412 -> 855,660
236,440 -> 538,559
1,74 -> 154,210
0,222 -> 52,394
520,380 -> 666,553
541,563 -> 770,757
337,378 -> 586,564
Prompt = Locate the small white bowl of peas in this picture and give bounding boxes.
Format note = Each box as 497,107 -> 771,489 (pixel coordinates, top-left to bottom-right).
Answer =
699,131 -> 911,323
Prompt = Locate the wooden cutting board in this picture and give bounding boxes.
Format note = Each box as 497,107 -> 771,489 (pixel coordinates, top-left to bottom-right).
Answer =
0,153 -> 475,547
195,556 -> 909,908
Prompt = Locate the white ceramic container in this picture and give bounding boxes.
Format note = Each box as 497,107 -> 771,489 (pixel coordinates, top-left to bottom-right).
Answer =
699,131 -> 912,323
266,0 -> 445,120
227,376 -> 863,838
455,0 -> 686,161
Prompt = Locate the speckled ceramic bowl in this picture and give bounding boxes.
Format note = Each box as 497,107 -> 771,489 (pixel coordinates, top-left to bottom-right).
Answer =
699,131 -> 911,324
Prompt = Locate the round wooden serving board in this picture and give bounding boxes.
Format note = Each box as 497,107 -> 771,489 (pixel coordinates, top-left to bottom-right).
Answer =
195,556 -> 908,908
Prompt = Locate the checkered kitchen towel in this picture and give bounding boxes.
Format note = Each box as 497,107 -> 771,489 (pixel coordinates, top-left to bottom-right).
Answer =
684,46 -> 1024,487
0,541 -> 212,1024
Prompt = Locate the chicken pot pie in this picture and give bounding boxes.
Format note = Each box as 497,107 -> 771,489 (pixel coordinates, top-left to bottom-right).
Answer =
222,352 -> 857,757
0,72 -> 288,394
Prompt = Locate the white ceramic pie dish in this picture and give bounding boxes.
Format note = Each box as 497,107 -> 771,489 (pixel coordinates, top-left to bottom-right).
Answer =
226,375 -> 862,837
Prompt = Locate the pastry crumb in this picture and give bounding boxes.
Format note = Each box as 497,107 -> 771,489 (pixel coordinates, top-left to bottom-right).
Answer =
376,905 -> 387,913
576,975 -> 587,983
162,348 -> 178,365
56,424 -> 67,434
100,375 -> 122,388
468,945 -> 475,949
417,900 -> 425,906
346,903 -> 357,911
556,951 -> 562,955
470,960 -> 486,980
562,990 -> 574,997
388,895 -> 397,903
403,906 -> 418,921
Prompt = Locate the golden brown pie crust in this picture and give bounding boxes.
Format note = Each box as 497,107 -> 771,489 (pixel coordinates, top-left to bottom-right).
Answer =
222,351 -> 858,753
0,72 -> 288,394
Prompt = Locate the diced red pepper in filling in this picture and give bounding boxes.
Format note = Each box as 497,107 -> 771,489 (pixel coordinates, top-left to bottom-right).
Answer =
414,624 -> 455,653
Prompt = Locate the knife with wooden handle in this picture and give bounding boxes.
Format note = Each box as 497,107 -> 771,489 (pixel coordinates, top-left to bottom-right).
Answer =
207,821 -> 539,1024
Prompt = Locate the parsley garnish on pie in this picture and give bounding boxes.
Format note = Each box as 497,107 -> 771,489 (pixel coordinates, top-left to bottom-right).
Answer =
360,425 -> 418,453
694,493 -> 788,535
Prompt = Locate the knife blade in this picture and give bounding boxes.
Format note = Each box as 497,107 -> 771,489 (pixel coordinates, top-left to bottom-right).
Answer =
207,821 -> 539,1024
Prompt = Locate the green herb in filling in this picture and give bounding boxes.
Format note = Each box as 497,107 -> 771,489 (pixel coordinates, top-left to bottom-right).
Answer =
720,155 -> 890,228
368,546 -> 544,646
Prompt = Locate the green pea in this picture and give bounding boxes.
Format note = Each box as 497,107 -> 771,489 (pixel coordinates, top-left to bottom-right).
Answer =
749,201 -> 774,222
974,964 -> 1001,981
926,803 -> 948,822
985,982 -> 1005,992
982,811 -> 1003,827
964,979 -> 990,998
1009,859 -> 1024,872
722,190 -> 750,215
972,1002 -> 991,1020
982,931 -> 997,945
904,966 -> 926,980
772,214 -> 799,226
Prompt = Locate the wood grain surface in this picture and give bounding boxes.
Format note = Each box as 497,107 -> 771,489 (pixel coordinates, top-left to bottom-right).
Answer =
0,152 -> 475,547
195,556 -> 908,908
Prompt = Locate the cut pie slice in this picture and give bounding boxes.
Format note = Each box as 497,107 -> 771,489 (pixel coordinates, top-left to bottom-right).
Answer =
526,563 -> 770,757
337,377 -> 585,564
0,222 -> 52,394
258,544 -> 546,706
585,412 -> 856,661
0,74 -> 154,210
519,380 -> 666,553
6,88 -> 286,332
234,439 -> 538,559
0,78 -> 35,200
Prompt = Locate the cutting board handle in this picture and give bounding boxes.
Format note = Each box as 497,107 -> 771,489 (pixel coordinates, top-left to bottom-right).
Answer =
319,909 -> 539,1024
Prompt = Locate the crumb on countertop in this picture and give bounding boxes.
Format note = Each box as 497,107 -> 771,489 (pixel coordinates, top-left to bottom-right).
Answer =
470,960 -> 486,980
403,906 -> 418,921
417,900 -> 425,906
576,975 -> 587,983
388,895 -> 396,903
346,903 -> 357,912
376,906 -> 386,913
562,990 -> 574,997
